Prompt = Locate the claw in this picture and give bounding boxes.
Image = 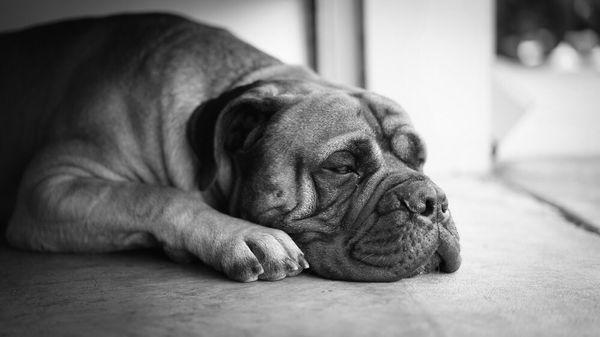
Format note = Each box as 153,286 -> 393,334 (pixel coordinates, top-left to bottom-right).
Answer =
284,257 -> 299,272
252,263 -> 265,276
298,254 -> 310,269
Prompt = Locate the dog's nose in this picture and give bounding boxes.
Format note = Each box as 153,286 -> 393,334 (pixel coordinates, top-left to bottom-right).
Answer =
375,177 -> 450,222
401,181 -> 448,222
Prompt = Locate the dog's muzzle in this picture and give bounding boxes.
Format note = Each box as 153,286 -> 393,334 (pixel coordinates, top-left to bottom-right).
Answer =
348,176 -> 461,277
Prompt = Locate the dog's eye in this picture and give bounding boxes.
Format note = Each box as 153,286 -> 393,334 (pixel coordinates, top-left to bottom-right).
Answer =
329,166 -> 354,175
323,151 -> 358,175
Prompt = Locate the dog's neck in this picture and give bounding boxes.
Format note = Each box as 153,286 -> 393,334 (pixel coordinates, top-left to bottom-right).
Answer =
201,181 -> 229,214
233,64 -> 320,88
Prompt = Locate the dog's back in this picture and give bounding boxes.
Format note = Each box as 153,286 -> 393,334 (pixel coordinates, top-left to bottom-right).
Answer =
0,13 -> 280,226
0,17 -> 102,224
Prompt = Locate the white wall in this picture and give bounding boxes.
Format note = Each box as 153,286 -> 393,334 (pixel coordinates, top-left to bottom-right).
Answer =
0,0 -> 309,66
364,0 -> 493,175
314,0 -> 363,87
494,61 -> 600,161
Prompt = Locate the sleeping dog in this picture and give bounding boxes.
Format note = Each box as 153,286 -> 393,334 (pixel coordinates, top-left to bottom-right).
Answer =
1,13 -> 460,282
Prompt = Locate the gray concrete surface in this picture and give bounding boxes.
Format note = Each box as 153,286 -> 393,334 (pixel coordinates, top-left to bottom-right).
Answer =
493,59 -> 600,235
498,157 -> 600,233
1,177 -> 600,337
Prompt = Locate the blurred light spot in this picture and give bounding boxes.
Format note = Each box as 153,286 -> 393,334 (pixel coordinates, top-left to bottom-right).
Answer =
590,45 -> 600,71
548,41 -> 582,72
517,40 -> 545,67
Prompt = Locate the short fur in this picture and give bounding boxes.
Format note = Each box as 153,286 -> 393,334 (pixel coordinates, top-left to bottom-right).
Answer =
1,13 -> 460,282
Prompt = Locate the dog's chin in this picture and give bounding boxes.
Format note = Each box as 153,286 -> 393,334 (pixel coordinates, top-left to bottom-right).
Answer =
349,232 -> 441,281
300,210 -> 460,282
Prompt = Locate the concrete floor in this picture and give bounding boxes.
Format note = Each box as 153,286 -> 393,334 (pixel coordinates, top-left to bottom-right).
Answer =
2,176 -> 599,337
498,157 -> 600,233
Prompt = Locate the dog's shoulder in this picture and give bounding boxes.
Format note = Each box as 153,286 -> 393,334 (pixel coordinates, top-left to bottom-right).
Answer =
0,12 -> 282,131
0,13 -> 283,206
1,13 -> 278,76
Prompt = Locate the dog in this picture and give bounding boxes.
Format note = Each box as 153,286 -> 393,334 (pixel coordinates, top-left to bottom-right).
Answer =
0,13 -> 461,282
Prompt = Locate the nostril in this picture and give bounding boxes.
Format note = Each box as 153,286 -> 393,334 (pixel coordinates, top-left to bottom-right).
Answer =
421,198 -> 435,217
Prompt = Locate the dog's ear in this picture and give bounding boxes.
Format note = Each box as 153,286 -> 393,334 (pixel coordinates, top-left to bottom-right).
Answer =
188,81 -> 294,190
353,91 -> 427,171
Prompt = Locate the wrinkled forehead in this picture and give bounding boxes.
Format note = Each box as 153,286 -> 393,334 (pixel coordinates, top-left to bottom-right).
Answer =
288,93 -> 368,132
265,92 -> 380,162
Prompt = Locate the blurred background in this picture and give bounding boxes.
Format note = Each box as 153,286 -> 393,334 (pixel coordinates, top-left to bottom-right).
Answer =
0,0 -> 598,228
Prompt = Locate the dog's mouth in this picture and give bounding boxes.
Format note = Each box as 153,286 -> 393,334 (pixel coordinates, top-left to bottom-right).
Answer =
298,208 -> 461,282
348,209 -> 461,278
297,175 -> 461,281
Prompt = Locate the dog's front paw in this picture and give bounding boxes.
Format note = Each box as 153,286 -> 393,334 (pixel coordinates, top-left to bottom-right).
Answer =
218,227 -> 309,282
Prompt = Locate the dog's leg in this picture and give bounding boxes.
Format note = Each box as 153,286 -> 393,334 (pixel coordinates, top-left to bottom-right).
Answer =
6,174 -> 307,282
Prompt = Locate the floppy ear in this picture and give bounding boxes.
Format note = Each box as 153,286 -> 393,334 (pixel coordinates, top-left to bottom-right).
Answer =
354,91 -> 427,171
187,81 -> 293,190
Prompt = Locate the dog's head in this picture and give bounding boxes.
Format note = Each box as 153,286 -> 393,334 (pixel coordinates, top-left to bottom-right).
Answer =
190,79 -> 460,281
